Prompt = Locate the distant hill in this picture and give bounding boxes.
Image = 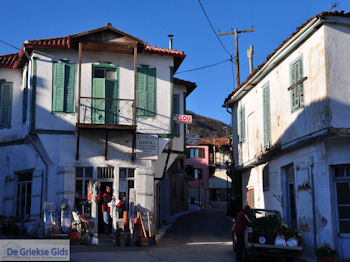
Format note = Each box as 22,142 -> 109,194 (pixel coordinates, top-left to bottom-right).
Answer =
186,111 -> 231,139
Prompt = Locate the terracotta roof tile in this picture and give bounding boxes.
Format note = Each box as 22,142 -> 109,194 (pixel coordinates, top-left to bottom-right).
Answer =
24,36 -> 70,48
224,11 -> 350,104
0,53 -> 19,68
144,45 -> 185,57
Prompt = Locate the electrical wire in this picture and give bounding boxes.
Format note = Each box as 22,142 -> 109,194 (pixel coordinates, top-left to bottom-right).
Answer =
0,40 -> 21,51
197,0 -> 232,57
175,58 -> 232,74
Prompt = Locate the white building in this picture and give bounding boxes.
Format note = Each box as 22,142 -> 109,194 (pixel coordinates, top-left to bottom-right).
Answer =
0,24 -> 195,234
223,11 -> 350,260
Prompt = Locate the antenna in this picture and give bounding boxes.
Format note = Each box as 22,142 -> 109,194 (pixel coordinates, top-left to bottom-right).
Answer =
328,1 -> 338,12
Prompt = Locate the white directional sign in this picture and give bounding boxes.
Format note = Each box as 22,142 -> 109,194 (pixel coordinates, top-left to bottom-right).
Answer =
136,134 -> 158,160
174,114 -> 192,124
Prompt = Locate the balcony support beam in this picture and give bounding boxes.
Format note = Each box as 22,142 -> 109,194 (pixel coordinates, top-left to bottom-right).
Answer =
105,130 -> 109,161
76,129 -> 80,160
77,42 -> 82,124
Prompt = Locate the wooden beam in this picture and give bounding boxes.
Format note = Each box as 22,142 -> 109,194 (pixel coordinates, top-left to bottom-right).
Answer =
77,42 -> 82,124
76,129 -> 80,160
131,132 -> 136,161
133,46 -> 137,126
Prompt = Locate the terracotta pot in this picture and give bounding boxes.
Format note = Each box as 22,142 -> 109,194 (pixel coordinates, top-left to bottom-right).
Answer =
317,255 -> 337,262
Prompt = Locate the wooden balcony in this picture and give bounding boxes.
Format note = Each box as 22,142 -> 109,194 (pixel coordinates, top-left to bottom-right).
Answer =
76,96 -> 136,161
77,96 -> 136,130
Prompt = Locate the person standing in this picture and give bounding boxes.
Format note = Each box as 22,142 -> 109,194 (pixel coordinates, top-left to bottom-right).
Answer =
102,186 -> 114,234
233,205 -> 251,261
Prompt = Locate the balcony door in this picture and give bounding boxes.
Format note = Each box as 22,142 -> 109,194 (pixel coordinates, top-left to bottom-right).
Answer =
92,65 -> 118,125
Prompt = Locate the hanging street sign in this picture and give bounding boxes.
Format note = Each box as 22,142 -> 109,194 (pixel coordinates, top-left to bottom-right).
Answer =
174,114 -> 192,124
186,134 -> 200,145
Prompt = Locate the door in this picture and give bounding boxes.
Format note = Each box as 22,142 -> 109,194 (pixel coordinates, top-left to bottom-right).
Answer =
92,66 -> 118,125
282,164 -> 297,230
333,166 -> 350,260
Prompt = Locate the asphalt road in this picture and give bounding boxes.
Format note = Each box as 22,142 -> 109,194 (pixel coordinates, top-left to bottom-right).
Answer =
70,208 -> 236,262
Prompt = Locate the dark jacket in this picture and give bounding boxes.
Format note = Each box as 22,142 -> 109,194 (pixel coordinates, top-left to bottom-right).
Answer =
102,192 -> 112,212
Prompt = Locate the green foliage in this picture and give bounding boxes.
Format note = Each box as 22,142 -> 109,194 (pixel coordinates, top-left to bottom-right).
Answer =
251,215 -> 282,234
186,110 -> 230,139
316,243 -> 337,257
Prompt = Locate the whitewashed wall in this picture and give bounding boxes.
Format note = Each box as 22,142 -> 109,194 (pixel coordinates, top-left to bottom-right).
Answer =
0,68 -> 25,141
325,23 -> 350,128
232,26 -> 328,167
33,49 -> 173,134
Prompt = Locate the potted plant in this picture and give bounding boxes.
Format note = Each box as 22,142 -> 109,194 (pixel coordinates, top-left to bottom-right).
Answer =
316,243 -> 337,262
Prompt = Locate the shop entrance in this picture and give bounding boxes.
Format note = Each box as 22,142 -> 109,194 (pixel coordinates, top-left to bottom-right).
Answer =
98,181 -> 113,234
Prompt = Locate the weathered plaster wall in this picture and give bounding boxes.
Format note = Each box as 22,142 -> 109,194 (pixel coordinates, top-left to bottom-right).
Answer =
325,23 -> 350,128
233,26 -> 328,167
33,49 -> 173,134
0,68 -> 25,141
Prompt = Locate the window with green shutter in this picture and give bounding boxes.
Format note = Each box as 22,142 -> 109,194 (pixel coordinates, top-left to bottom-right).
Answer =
262,82 -> 271,148
0,82 -> 13,127
137,65 -> 156,118
289,56 -> 305,112
237,104 -> 245,143
172,94 -> 180,137
22,67 -> 28,123
52,62 -> 76,113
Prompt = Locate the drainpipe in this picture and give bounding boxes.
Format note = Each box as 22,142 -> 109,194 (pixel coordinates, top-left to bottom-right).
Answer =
309,155 -> 317,251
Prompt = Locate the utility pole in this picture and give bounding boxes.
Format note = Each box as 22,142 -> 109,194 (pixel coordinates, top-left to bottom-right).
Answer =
218,27 -> 254,89
219,27 -> 254,217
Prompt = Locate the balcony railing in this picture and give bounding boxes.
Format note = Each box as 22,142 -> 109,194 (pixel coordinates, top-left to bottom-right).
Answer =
78,97 -> 135,127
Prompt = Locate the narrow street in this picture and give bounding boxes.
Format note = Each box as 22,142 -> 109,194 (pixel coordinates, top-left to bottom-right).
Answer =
70,208 -> 235,262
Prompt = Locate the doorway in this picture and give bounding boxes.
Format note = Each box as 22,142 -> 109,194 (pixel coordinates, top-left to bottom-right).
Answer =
98,181 -> 113,233
282,164 -> 297,230
92,65 -> 118,125
332,166 -> 350,260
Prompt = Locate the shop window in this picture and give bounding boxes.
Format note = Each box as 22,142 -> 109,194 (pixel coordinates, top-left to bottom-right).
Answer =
119,168 -> 135,216
75,167 -> 93,215
97,167 -> 114,179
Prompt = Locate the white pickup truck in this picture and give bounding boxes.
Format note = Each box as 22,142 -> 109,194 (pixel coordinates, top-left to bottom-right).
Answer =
233,209 -> 303,261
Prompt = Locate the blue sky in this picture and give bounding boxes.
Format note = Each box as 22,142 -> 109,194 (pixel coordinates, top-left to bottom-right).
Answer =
1,0 -> 349,124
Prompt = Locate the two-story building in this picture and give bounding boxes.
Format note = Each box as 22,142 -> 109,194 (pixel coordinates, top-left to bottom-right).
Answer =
223,11 -> 350,261
0,23 -> 196,235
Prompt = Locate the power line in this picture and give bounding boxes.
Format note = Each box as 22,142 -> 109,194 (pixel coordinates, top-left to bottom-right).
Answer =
0,40 -> 21,51
197,0 -> 232,57
175,58 -> 232,74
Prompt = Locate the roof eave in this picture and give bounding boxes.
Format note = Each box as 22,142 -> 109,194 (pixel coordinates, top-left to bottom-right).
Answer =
223,16 -> 323,107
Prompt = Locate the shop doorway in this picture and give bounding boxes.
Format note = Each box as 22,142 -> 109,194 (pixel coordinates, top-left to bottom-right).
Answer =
98,181 -> 113,233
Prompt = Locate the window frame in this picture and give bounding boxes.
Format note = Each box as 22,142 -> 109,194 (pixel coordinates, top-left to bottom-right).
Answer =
75,167 -> 93,215
52,61 -> 77,114
0,81 -> 13,128
136,65 -> 157,118
262,82 -> 271,148
289,55 -> 305,112
237,104 -> 245,143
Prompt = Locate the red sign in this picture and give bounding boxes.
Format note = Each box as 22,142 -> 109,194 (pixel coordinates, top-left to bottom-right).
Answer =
174,114 -> 192,124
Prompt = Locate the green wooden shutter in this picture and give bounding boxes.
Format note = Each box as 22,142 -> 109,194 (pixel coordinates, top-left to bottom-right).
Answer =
237,106 -> 241,142
0,83 -> 12,127
22,68 -> 28,122
297,59 -> 304,106
263,83 -> 271,147
173,94 -> 180,136
105,79 -> 118,125
53,62 -> 65,112
92,78 -> 105,124
241,105 -> 245,142
137,68 -> 146,116
64,64 -> 76,113
146,68 -> 156,117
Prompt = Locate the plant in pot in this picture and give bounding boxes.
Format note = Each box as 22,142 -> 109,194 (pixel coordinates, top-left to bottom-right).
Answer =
316,243 -> 337,262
